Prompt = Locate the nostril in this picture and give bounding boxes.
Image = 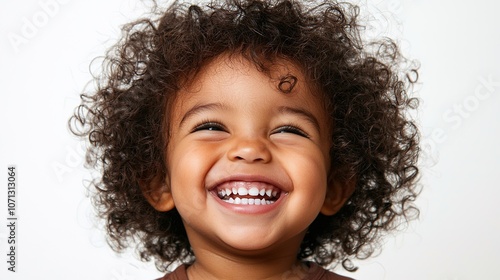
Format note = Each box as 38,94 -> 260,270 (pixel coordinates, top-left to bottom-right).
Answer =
234,155 -> 264,162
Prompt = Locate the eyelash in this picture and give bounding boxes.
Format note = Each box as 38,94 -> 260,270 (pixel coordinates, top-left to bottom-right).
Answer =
191,120 -> 226,132
191,121 -> 310,138
273,125 -> 310,138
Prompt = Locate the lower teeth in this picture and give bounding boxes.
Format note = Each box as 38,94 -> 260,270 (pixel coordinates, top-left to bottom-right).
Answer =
224,197 -> 275,205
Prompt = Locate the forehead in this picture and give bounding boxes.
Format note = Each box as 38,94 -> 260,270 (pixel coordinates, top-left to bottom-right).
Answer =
174,54 -> 324,109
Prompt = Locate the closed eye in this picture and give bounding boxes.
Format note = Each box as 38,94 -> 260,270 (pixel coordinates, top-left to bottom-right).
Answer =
191,121 -> 226,133
273,125 -> 310,138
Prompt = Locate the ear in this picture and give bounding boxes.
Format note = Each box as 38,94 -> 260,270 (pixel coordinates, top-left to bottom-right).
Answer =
140,175 -> 175,212
320,176 -> 356,216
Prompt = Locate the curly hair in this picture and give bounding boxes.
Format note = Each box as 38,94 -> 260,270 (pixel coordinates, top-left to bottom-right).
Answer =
70,0 -> 420,272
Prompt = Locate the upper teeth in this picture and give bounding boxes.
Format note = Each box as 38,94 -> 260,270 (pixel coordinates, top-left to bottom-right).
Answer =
218,186 -> 279,198
238,187 -> 248,195
216,184 -> 281,202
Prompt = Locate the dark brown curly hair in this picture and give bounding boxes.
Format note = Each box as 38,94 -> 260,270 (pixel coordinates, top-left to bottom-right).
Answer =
70,0 -> 420,272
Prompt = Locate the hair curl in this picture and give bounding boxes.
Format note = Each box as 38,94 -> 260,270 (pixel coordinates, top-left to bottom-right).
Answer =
70,0 -> 420,272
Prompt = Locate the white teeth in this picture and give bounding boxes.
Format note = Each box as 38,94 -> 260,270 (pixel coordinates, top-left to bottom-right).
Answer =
222,197 -> 275,205
237,187 -> 248,196
217,185 -> 280,205
248,187 -> 259,196
218,187 -> 279,198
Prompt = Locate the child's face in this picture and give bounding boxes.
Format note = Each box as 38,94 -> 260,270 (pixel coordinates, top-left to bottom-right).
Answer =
165,55 -> 334,256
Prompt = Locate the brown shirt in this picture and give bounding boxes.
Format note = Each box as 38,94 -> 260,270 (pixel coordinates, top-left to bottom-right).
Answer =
158,263 -> 354,280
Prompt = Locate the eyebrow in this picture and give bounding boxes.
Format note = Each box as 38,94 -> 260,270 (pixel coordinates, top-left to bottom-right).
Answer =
179,102 -> 227,127
277,106 -> 321,133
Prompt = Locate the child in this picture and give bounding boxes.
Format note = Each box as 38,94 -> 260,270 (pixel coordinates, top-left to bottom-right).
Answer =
70,0 -> 420,279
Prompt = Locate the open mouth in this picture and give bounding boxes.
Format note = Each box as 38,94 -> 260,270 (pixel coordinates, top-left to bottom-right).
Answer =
215,183 -> 282,205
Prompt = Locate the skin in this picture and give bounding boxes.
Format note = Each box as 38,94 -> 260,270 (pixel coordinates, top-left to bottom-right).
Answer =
146,55 -> 354,279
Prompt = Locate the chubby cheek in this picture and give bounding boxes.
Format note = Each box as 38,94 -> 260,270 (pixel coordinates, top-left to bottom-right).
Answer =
167,142 -> 217,219
282,148 -> 329,215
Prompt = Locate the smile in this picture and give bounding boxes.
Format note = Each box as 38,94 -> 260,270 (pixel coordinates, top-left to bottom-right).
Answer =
214,182 -> 282,205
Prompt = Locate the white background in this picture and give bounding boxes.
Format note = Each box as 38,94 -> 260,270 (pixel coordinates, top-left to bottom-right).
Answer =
0,0 -> 499,279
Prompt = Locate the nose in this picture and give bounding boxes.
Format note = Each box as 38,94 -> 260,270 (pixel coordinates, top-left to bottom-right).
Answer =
227,137 -> 272,163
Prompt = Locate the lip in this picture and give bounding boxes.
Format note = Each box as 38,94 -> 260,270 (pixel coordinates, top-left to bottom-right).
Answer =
206,174 -> 290,214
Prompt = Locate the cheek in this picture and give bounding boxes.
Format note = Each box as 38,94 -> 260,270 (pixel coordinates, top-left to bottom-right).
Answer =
283,148 -> 329,199
282,153 -> 329,231
167,143 -> 216,214
168,141 -> 210,177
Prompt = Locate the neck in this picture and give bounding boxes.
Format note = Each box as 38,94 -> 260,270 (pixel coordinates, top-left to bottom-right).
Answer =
186,237 -> 306,280
187,253 -> 304,280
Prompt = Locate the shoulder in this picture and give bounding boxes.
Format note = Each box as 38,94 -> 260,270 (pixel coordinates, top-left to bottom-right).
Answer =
156,264 -> 188,280
308,262 -> 355,280
156,262 -> 354,280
